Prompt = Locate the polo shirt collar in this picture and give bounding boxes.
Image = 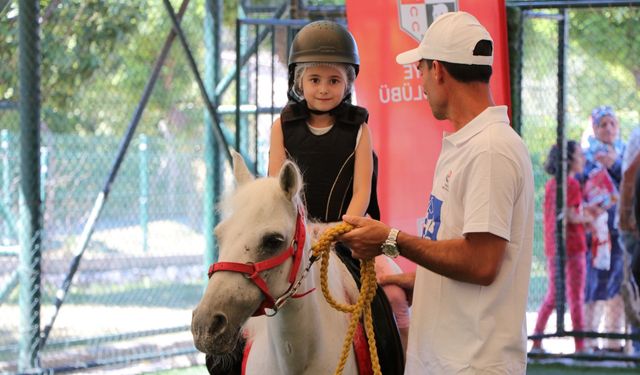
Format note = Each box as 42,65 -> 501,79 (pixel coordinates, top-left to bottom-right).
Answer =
444,106 -> 509,147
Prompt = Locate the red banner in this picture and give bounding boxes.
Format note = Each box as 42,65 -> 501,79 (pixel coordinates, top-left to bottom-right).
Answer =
346,0 -> 511,271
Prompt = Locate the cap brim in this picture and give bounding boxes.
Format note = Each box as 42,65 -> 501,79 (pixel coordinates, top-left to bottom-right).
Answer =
395,48 -> 422,65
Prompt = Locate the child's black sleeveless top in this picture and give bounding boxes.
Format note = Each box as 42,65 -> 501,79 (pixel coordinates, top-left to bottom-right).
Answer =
280,100 -> 380,222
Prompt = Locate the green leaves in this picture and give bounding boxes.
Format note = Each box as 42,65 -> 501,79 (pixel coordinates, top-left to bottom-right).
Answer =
1,0 -> 145,132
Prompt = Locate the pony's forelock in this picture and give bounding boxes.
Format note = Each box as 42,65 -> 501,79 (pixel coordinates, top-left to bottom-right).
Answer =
219,175 -> 302,219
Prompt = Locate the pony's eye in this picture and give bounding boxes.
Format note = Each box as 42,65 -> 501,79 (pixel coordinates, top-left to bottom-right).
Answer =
261,233 -> 285,252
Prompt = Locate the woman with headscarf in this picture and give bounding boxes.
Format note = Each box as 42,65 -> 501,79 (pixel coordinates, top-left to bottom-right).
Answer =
581,105 -> 626,352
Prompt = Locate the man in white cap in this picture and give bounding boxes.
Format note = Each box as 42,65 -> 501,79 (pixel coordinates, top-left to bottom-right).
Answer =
339,11 -> 534,374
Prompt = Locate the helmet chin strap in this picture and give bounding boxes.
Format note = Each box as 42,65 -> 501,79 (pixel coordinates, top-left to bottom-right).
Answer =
307,99 -> 351,116
308,107 -> 331,115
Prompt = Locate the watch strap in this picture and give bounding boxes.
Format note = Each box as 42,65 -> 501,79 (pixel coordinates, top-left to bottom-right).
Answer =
387,228 -> 399,244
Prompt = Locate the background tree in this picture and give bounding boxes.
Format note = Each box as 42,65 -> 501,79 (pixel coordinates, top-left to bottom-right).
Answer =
0,0 -> 209,137
571,7 -> 640,88
1,1 -> 144,133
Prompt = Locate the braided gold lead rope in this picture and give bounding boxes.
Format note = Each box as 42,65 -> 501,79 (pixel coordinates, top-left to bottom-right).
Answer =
310,223 -> 382,375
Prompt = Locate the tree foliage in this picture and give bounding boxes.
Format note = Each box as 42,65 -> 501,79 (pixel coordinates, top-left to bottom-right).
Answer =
520,6 -> 639,141
0,0 -> 209,136
1,1 -> 144,109
570,7 -> 640,88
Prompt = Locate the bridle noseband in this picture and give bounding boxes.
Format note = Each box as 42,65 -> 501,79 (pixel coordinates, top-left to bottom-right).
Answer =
208,209 -> 315,317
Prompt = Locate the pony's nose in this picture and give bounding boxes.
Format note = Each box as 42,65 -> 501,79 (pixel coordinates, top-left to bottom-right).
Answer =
191,309 -> 228,339
208,312 -> 228,337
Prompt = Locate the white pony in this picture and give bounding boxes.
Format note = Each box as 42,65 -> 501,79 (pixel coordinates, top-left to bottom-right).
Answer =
191,152 -> 361,374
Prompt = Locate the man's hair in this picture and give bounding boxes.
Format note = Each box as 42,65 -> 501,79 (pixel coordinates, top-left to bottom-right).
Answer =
426,40 -> 493,83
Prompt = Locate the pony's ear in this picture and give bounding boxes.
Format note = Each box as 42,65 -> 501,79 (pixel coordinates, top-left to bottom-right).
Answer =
232,150 -> 254,186
279,160 -> 302,200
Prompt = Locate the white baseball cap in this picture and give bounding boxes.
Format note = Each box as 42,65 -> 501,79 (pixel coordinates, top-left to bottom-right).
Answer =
395,11 -> 493,66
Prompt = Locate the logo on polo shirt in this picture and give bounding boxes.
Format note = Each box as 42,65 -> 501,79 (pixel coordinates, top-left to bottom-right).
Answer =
422,194 -> 442,240
442,170 -> 452,192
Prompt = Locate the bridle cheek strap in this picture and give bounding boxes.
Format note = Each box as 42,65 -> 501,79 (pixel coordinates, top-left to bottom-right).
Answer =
208,210 -> 307,316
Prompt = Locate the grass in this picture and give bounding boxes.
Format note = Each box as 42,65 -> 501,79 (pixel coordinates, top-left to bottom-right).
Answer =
145,362 -> 640,374
527,362 -> 639,374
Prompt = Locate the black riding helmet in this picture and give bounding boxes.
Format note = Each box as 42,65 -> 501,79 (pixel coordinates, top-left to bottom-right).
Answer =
287,20 -> 360,103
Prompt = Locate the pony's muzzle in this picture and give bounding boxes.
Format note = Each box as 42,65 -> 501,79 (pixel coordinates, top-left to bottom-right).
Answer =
192,308 -> 234,354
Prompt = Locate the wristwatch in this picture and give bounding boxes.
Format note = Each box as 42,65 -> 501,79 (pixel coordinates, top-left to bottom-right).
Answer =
381,228 -> 400,258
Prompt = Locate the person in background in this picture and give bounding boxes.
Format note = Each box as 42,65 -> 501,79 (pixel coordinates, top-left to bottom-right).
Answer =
581,105 -> 626,352
532,141 -> 599,353
618,122 -> 640,353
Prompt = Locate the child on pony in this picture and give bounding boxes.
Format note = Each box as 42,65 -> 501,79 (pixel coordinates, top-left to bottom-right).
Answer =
268,20 -> 408,374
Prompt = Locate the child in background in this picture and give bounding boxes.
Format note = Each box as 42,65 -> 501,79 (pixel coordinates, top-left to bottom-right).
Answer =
532,141 -> 599,353
268,20 -> 408,372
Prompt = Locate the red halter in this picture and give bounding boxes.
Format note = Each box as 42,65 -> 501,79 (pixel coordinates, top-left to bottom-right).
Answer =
208,209 -> 309,316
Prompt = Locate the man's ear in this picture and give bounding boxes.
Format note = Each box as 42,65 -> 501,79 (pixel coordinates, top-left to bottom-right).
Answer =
433,60 -> 444,83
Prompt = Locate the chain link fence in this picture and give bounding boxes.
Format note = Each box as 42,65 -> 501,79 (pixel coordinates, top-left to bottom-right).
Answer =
3,0 -> 640,373
0,0 -> 243,372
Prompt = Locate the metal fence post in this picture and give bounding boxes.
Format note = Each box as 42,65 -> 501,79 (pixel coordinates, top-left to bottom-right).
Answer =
204,0 -> 223,271
236,6 -> 250,160
554,8 -> 569,337
507,7 -> 524,135
18,0 -> 42,371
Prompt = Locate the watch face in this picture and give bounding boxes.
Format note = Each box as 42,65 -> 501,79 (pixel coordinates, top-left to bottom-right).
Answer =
382,244 -> 399,258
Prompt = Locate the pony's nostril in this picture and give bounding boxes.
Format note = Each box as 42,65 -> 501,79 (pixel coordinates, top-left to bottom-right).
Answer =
209,313 -> 228,337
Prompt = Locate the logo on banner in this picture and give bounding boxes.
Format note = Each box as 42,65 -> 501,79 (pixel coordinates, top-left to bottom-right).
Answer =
397,0 -> 458,42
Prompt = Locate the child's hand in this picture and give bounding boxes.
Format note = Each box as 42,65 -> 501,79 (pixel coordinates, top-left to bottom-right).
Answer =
379,272 -> 415,306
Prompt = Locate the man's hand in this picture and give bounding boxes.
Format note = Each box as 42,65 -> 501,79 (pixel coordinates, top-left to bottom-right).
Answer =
339,215 -> 390,259
378,272 -> 416,306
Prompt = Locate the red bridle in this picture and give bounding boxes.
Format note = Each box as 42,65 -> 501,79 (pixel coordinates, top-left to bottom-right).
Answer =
208,209 -> 311,317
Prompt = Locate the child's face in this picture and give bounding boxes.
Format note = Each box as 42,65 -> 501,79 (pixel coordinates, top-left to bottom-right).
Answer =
569,147 -> 585,174
300,65 -> 347,113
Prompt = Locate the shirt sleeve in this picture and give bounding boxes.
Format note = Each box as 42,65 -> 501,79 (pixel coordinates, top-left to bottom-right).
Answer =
460,150 -> 521,241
